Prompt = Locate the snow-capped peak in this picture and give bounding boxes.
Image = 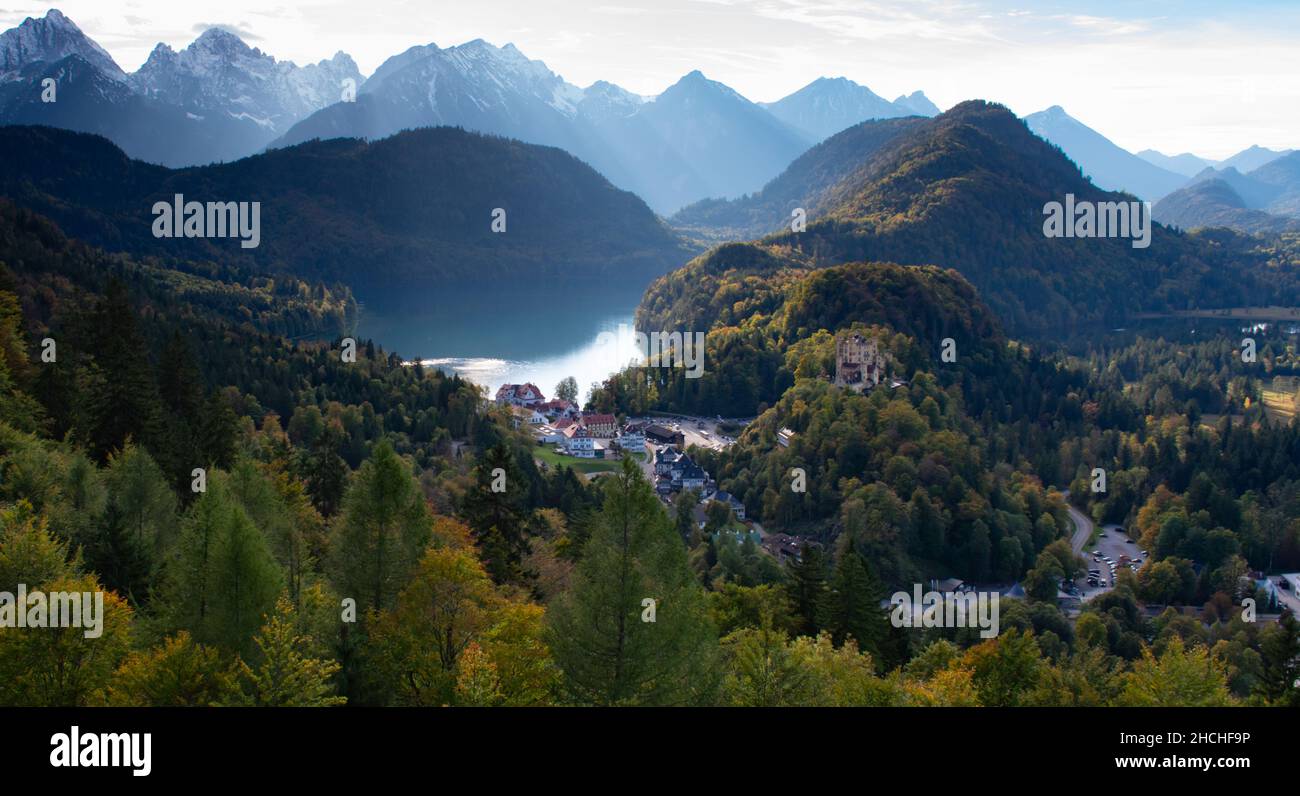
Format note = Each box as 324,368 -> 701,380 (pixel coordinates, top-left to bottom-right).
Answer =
0,8 -> 126,82
131,26 -> 363,135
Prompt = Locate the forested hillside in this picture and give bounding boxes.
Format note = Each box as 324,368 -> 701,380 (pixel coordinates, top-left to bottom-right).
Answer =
0,125 -> 696,291
670,116 -> 925,242
646,102 -> 1300,338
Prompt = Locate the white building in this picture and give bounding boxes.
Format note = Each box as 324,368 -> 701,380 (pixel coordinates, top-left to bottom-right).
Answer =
495,383 -> 546,407
513,405 -> 546,425
535,425 -> 565,444
618,422 -> 646,452
563,424 -> 595,458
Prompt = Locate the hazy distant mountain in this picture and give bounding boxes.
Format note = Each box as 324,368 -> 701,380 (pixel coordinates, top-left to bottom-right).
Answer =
0,9 -> 123,81
0,10 -> 361,166
1023,106 -> 1187,200
576,80 -> 645,122
1218,144 -> 1293,174
891,90 -> 941,117
1158,152 -> 1300,232
760,77 -> 936,142
628,71 -> 810,202
1137,149 -> 1215,177
276,59 -> 811,214
274,39 -> 588,151
671,115 -> 926,241
1153,178 -> 1300,234
1250,152 -> 1300,216
1187,165 -> 1283,208
0,124 -> 695,291
133,27 -> 362,141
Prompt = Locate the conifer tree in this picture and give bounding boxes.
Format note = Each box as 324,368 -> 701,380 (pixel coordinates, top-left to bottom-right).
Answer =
81,280 -> 166,464
785,542 -> 829,636
302,425 -> 348,518
329,440 -> 430,612
822,549 -> 889,660
461,442 -> 531,583
1255,609 -> 1300,707
166,476 -> 283,656
547,458 -> 718,705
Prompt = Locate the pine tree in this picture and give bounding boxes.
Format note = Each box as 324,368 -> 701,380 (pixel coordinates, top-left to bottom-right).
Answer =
196,391 -> 239,472
461,443 -> 531,583
1255,609 -> 1300,706
785,543 -> 829,636
104,444 -> 177,574
329,440 -> 430,612
80,279 -> 166,464
82,502 -> 151,605
546,458 -> 718,705
823,549 -> 889,660
301,425 -> 348,517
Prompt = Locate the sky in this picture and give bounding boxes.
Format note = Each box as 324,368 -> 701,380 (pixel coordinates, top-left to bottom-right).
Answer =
3,0 -> 1297,159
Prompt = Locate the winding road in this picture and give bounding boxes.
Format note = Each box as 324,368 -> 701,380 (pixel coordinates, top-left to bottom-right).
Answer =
1067,504 -> 1094,555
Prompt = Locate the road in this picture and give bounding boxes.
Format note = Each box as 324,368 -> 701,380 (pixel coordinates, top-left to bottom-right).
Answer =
1067,504 -> 1093,556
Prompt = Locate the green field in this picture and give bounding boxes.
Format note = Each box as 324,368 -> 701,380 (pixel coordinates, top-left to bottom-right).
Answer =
532,445 -> 620,474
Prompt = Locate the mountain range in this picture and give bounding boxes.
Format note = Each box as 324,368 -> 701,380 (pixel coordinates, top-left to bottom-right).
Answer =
0,9 -> 940,215
760,77 -> 939,142
0,11 -> 361,165
1136,145 -> 1294,178
1154,152 -> 1300,233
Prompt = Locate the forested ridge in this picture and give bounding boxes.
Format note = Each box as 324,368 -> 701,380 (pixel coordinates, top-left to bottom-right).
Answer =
0,125 -> 696,291
645,102 -> 1300,339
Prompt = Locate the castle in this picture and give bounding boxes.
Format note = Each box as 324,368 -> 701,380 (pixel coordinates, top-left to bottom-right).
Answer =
834,332 -> 886,392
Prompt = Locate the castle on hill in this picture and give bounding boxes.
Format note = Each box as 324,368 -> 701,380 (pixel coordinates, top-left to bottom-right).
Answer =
834,332 -> 887,392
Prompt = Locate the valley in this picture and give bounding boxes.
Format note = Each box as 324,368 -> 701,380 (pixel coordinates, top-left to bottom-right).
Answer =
0,4 -> 1297,726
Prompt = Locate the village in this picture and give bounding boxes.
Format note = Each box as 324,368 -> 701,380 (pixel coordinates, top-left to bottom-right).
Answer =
492,330 -> 899,566
493,379 -> 813,562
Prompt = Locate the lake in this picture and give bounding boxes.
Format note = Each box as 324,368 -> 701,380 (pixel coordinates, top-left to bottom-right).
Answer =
356,281 -> 648,403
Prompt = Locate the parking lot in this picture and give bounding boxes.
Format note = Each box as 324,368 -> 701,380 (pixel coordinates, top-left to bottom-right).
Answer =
1074,523 -> 1146,601
636,414 -> 747,452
